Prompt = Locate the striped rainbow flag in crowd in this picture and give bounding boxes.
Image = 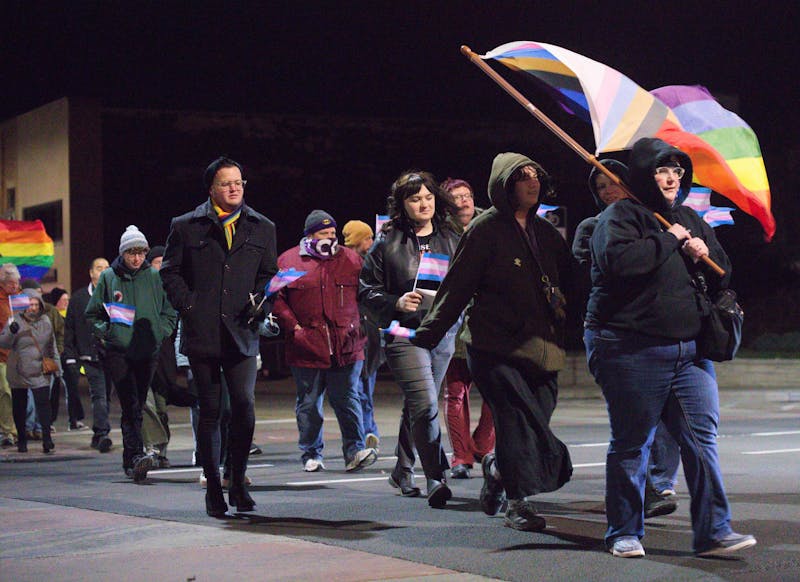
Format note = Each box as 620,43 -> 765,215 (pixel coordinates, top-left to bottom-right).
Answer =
9,293 -> 31,312
104,302 -> 136,326
383,320 -> 416,339
0,220 -> 55,280
416,252 -> 449,283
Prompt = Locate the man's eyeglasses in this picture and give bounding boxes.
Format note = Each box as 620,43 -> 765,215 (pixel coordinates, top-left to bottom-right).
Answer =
452,193 -> 473,202
215,180 -> 247,189
655,167 -> 685,179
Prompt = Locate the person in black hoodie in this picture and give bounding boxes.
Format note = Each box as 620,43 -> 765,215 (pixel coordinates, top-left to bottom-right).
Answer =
573,160 -> 681,519
583,137 -> 754,558
413,153 -> 575,531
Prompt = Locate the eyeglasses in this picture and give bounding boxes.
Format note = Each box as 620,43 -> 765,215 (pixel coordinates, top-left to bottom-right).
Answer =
655,167 -> 685,179
215,180 -> 247,189
124,249 -> 148,257
452,193 -> 473,202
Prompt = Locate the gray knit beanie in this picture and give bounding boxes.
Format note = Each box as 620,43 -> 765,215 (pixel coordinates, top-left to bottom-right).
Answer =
303,210 -> 337,236
119,225 -> 149,255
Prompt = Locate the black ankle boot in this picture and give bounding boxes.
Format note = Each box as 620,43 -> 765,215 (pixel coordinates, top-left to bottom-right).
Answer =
205,489 -> 228,517
43,435 -> 54,454
228,485 -> 255,512
18,442 -> 28,453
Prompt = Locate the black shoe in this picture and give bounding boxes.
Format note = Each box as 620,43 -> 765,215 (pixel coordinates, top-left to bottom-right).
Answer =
504,500 -> 546,532
388,472 -> 421,497
206,490 -> 229,518
17,442 -> 28,453
90,435 -> 100,449
97,436 -> 113,453
157,455 -> 170,468
450,464 -> 471,479
644,483 -> 678,518
42,437 -> 55,454
480,453 -> 506,516
228,486 -> 256,512
249,444 -> 263,455
427,479 -> 452,509
131,454 -> 154,483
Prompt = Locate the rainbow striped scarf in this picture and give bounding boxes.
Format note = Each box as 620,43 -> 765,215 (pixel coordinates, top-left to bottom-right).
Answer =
212,200 -> 242,249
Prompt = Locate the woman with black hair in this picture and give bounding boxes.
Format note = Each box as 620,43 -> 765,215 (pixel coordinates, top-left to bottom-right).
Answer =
359,170 -> 461,508
412,153 -> 575,531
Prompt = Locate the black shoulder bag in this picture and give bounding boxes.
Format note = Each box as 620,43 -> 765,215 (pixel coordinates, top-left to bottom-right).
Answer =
693,272 -> 744,362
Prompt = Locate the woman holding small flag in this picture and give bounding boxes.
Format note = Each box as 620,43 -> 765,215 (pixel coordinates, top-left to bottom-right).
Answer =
0,287 -> 61,453
359,170 -> 461,507
412,153 -> 576,531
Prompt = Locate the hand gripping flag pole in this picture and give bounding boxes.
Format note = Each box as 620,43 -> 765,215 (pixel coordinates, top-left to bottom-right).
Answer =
460,45 -> 725,277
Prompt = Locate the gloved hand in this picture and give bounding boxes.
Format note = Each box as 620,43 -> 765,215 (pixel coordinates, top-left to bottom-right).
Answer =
8,321 -> 19,334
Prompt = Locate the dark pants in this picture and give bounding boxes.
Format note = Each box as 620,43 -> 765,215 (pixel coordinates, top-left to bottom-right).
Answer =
60,355 -> 86,425
104,351 -> 158,469
82,361 -> 111,438
467,347 -> 572,500
12,386 -> 52,447
190,352 -> 257,492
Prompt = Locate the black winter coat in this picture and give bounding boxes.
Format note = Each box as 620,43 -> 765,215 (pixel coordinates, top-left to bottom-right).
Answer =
160,199 -> 278,358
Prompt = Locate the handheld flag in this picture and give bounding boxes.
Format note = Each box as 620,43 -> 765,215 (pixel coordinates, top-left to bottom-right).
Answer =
682,187 -> 735,228
382,320 -> 416,339
536,204 -> 561,218
103,302 -> 136,326
0,220 -> 55,280
416,252 -> 449,283
266,268 -> 307,296
9,293 -> 31,312
375,214 -> 390,234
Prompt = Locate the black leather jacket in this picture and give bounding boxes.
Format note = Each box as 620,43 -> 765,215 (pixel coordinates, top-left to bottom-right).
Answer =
359,222 -> 460,330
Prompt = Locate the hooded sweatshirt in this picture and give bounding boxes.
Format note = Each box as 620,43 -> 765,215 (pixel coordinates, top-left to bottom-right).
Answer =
585,137 -> 731,339
413,152 -> 576,371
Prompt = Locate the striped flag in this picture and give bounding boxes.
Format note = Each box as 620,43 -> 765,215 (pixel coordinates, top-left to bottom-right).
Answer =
0,220 -> 55,281
266,268 -> 307,295
383,320 -> 416,339
375,214 -> 390,234
701,207 -> 735,228
103,302 -> 136,326
9,293 -> 31,312
682,187 -> 735,228
536,204 -> 561,217
416,252 -> 449,283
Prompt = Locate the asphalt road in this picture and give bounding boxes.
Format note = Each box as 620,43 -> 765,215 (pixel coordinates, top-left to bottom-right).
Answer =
2,380 -> 799,581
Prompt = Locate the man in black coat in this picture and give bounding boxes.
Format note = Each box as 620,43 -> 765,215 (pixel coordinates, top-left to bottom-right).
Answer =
63,257 -> 113,452
161,156 -> 278,517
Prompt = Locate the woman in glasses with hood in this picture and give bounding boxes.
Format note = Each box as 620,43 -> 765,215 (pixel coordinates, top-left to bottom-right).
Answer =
583,137 -> 754,558
412,153 -> 576,532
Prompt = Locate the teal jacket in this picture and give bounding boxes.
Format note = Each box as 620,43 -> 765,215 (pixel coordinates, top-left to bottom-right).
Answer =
85,256 -> 177,360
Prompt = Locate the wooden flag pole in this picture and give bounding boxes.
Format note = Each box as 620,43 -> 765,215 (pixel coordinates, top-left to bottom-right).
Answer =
460,45 -> 725,277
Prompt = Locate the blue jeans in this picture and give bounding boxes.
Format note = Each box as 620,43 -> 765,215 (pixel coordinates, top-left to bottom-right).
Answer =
650,421 -> 680,492
358,369 -> 379,437
291,362 -> 365,463
384,323 -> 457,481
584,326 -> 733,552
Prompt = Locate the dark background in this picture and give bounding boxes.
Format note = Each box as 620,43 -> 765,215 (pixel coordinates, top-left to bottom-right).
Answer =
2,1 -> 799,344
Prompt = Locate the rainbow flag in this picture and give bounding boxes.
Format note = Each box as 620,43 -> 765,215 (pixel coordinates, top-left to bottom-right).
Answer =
481,42 -> 775,241
103,302 -> 136,326
9,293 -> 31,312
265,268 -> 307,295
0,220 -> 55,280
382,320 -> 416,339
650,85 -> 773,240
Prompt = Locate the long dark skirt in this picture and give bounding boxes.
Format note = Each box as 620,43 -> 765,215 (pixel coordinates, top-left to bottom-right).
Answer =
467,346 -> 572,499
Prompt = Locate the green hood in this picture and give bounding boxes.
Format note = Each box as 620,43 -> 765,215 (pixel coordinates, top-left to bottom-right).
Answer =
487,152 -> 540,215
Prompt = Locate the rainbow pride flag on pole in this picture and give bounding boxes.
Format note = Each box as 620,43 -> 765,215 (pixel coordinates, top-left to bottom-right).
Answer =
482,42 -> 775,241
0,220 -> 55,280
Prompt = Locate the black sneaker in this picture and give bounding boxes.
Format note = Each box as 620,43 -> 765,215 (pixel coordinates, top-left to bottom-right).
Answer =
696,532 -> 757,557
249,444 -> 263,455
450,464 -> 471,479
504,500 -> 546,532
480,453 -> 506,516
97,436 -> 113,453
426,479 -> 452,509
644,483 -> 678,518
131,454 -> 154,483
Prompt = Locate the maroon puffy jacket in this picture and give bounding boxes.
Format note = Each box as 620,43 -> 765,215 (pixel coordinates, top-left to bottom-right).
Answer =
273,245 -> 366,368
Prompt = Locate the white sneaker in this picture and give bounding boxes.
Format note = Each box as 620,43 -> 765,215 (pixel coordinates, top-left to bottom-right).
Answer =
345,448 -> 378,472
304,458 -> 325,472
365,433 -> 380,450
199,472 -> 207,488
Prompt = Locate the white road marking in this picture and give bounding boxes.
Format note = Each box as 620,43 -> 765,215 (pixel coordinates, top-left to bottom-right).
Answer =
749,430 -> 800,437
741,448 -> 800,455
149,463 -> 274,475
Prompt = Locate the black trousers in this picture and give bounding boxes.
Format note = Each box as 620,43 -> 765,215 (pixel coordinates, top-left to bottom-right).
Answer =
12,386 -> 51,446
467,347 -> 572,500
189,350 -> 256,492
104,351 -> 158,469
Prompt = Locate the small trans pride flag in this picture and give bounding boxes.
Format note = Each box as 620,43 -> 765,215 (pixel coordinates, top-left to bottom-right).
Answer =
9,293 -> 31,312
416,252 -> 449,283
375,214 -> 390,234
266,268 -> 308,296
104,302 -> 136,326
536,203 -> 561,217
382,320 -> 416,339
